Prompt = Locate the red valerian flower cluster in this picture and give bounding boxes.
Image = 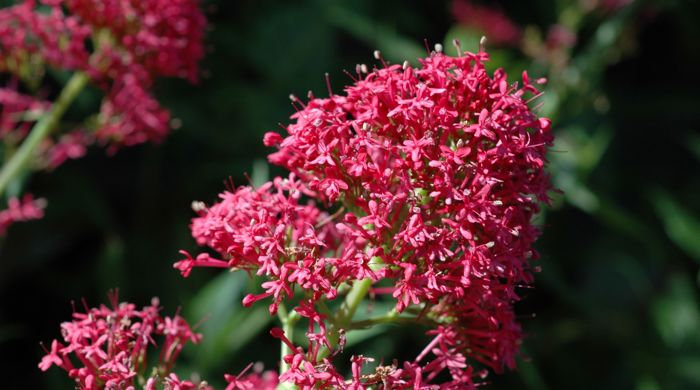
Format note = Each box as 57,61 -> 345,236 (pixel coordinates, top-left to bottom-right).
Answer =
40,292 -> 282,390
0,0 -> 205,150
38,292 -> 204,389
178,47 -> 553,389
0,0 -> 206,234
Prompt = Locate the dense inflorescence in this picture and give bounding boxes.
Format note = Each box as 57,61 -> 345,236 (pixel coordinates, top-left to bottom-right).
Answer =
0,0 -> 205,150
38,292 -> 204,389
0,0 -> 206,234
179,47 -> 553,389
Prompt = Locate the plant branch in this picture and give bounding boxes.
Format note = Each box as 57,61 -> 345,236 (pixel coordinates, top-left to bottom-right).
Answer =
0,71 -> 89,197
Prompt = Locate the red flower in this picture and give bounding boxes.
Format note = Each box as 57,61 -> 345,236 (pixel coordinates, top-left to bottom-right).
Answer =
181,47 -> 553,388
0,194 -> 46,235
39,292 -> 203,388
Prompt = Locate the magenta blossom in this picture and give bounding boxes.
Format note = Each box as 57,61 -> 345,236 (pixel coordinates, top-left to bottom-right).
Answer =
0,0 -> 206,152
39,292 -> 203,389
0,194 -> 45,235
179,47 -> 552,388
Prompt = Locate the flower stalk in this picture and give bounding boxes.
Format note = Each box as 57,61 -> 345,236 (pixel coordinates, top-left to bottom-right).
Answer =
0,71 -> 88,197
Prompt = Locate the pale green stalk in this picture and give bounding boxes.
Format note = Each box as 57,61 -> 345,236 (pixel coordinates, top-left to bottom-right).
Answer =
0,72 -> 89,197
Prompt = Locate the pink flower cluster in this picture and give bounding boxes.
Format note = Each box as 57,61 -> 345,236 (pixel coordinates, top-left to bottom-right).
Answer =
0,194 -> 45,235
0,1 -> 90,75
0,86 -> 50,142
0,0 -> 206,150
179,48 -> 552,388
0,0 -> 205,234
38,292 -> 203,389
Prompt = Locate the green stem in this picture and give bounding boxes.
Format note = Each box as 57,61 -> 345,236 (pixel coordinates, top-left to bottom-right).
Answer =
0,71 -> 89,197
348,309 -> 399,329
317,276 -> 373,361
277,305 -> 300,376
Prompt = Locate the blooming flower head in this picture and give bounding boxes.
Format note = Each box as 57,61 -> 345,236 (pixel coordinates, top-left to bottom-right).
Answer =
0,0 -> 206,151
180,46 -> 552,388
39,292 -> 203,389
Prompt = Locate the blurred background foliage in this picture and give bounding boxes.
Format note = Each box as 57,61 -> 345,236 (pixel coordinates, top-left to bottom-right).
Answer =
1,0 -> 700,388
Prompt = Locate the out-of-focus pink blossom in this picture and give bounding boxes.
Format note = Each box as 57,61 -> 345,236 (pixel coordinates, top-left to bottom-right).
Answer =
224,363 -> 279,390
0,194 -> 45,235
43,131 -> 91,169
0,87 -> 50,139
96,72 -> 170,151
451,0 -> 522,46
546,24 -> 578,50
0,0 -> 206,154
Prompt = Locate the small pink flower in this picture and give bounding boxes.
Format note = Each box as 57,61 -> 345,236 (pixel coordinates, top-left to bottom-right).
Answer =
451,0 -> 522,46
0,194 -> 46,235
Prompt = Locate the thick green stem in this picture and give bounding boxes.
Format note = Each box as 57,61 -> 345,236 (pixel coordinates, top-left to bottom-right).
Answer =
277,304 -> 292,375
317,276 -> 373,361
348,309 -> 400,329
276,305 -> 300,390
0,71 -> 89,197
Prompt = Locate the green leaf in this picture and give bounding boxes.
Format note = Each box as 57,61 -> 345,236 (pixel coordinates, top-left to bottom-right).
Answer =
185,271 -> 273,374
325,5 -> 425,64
651,274 -> 700,349
652,191 -> 700,264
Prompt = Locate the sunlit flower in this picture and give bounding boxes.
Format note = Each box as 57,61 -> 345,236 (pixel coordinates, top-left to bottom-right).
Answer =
180,47 -> 552,388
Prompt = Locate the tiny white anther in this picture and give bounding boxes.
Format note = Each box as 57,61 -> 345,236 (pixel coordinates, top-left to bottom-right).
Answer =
456,139 -> 464,148
360,64 -> 368,74
485,241 -> 495,248
373,50 -> 381,60
492,200 -> 503,206
191,201 -> 206,212
403,60 -> 409,70
479,36 -> 487,52
434,43 -> 443,53
289,94 -> 296,101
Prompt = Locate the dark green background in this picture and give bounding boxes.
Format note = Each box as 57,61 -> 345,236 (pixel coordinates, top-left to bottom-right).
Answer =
1,0 -> 699,388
